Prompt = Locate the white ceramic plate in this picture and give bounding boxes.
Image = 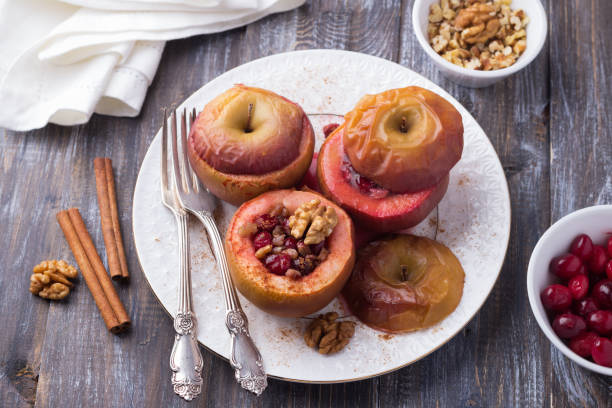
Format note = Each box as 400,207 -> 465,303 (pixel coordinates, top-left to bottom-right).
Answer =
133,50 -> 511,383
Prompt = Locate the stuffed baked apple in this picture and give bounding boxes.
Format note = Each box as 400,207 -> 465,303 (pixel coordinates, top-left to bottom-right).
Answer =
225,190 -> 355,317
188,85 -> 315,205
318,86 -> 462,233
341,234 -> 465,333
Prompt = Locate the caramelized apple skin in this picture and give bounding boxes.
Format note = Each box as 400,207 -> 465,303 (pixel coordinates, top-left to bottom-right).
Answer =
188,86 -> 315,206
317,127 -> 449,233
225,190 -> 355,317
343,86 -> 463,193
341,235 -> 465,333
190,85 -> 303,175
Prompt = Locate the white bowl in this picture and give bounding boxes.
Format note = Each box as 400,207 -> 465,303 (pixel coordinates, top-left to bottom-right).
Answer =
412,0 -> 548,87
527,205 -> 612,376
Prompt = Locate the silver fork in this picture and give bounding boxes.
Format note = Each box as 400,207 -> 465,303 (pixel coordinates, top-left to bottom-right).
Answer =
168,108 -> 267,396
161,109 -> 204,401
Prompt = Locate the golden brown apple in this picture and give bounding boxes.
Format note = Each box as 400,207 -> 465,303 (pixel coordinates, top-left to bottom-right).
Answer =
343,86 -> 463,193
341,234 -> 465,333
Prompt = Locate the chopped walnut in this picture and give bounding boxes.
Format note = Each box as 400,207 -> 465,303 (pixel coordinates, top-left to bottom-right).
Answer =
304,206 -> 338,245
255,244 -> 272,259
288,199 -> 321,239
304,312 -> 356,354
285,268 -> 301,280
30,260 -> 77,300
238,222 -> 258,237
288,199 -> 338,245
428,0 -> 528,71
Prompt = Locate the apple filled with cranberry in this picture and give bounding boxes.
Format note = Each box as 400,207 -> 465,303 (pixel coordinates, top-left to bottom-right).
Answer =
188,85 -> 315,205
225,190 -> 355,317
317,86 -> 462,233
341,234 -> 465,333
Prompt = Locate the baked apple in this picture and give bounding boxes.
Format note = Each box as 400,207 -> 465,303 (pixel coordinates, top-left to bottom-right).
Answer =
341,234 -> 464,333
225,189 -> 355,317
188,85 -> 315,205
317,126 -> 449,233
343,86 -> 463,193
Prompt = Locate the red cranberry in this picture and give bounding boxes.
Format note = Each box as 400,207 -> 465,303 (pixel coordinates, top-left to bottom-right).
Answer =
570,234 -> 594,261
549,254 -> 584,280
552,313 -> 586,339
283,237 -> 297,250
607,260 -> 612,280
587,310 -> 612,336
592,279 -> 612,309
264,253 -> 291,275
588,245 -> 609,275
573,297 -> 599,317
568,274 -> 589,300
591,337 -> 612,367
252,231 -> 272,250
310,241 -> 325,255
541,284 -> 572,311
607,236 -> 612,258
569,331 -> 599,358
255,214 -> 277,231
322,123 -> 339,138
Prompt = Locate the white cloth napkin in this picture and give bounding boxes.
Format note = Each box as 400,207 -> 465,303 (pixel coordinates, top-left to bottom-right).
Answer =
0,0 -> 304,131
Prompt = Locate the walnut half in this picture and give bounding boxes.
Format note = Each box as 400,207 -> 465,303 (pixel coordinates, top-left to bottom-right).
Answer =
304,312 -> 356,354
30,260 -> 77,300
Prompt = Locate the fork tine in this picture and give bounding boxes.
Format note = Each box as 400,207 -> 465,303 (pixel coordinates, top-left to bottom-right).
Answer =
161,108 -> 169,197
170,109 -> 186,199
181,108 -> 200,193
178,108 -> 191,193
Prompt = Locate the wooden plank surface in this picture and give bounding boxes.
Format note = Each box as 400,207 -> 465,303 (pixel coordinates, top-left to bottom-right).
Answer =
0,0 -> 611,407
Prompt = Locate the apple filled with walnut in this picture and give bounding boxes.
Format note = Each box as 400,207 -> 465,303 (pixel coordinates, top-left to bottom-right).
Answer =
225,190 -> 355,317
188,85 -> 315,205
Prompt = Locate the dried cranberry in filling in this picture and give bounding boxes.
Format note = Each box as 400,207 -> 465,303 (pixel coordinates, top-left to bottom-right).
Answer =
340,157 -> 389,199
284,237 -> 297,250
252,231 -> 272,250
255,214 -> 277,231
265,253 -> 291,275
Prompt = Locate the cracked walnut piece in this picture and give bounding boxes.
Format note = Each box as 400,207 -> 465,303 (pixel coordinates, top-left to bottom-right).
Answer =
30,260 -> 77,300
288,199 -> 338,245
304,312 -> 356,354
428,0 -> 529,71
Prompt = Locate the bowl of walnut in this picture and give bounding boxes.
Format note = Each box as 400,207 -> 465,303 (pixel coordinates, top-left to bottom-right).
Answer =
413,0 -> 547,88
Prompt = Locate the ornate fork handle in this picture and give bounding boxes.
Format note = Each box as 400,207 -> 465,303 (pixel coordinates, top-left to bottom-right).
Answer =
169,210 -> 204,401
192,210 -> 267,396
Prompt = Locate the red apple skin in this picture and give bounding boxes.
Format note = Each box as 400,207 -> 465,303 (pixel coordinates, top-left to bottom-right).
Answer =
188,115 -> 314,206
225,190 -> 355,317
317,126 -> 449,233
188,86 -> 315,206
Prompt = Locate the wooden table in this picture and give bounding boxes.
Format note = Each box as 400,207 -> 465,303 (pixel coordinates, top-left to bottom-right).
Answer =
1,1 -> 611,406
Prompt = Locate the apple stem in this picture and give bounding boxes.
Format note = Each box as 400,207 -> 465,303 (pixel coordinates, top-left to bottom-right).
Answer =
245,103 -> 253,133
400,116 -> 408,133
400,265 -> 409,281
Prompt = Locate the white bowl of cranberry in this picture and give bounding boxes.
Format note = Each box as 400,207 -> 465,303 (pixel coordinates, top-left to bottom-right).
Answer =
527,205 -> 612,375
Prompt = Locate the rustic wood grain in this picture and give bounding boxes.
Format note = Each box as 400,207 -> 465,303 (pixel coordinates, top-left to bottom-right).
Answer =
0,0 -> 611,406
548,0 -> 612,406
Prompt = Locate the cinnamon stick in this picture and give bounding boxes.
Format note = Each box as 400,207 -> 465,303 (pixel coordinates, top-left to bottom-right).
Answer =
57,208 -> 130,334
94,157 -> 129,280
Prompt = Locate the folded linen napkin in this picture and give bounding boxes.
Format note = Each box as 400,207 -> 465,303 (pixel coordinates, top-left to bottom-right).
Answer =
0,0 -> 304,131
